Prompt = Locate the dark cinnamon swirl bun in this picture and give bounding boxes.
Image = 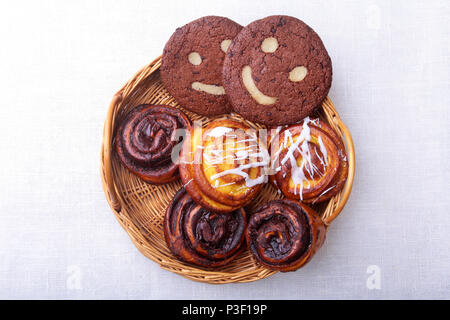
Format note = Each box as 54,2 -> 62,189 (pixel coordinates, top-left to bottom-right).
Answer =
246,199 -> 326,272
164,187 -> 247,267
115,104 -> 191,184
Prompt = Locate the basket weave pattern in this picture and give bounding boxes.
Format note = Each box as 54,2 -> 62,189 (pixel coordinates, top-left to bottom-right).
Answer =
100,56 -> 355,284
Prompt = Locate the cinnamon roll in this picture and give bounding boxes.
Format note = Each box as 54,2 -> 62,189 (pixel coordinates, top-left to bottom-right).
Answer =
115,104 -> 191,184
164,187 -> 247,267
246,199 -> 326,272
179,118 -> 269,213
269,117 -> 348,203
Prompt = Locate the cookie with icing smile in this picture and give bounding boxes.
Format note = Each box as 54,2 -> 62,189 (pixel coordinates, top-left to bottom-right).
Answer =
223,15 -> 332,126
161,16 -> 242,116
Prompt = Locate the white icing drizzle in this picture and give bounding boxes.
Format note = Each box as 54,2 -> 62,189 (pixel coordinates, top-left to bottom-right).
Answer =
235,150 -> 248,159
222,138 -> 257,145
203,129 -> 268,188
210,161 -> 268,187
270,117 -> 330,198
312,185 -> 336,204
183,178 -> 193,188
317,136 -> 328,166
314,147 -> 326,169
203,143 -> 261,165
206,127 -> 233,138
213,181 -> 238,189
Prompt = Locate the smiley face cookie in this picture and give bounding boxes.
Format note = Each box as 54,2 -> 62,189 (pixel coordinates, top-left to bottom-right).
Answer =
222,15 -> 332,126
161,16 -> 242,116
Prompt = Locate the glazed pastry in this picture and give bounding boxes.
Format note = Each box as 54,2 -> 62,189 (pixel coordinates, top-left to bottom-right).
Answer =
269,117 -> 348,203
246,199 -> 326,272
179,118 -> 269,212
115,104 -> 191,184
164,187 -> 246,267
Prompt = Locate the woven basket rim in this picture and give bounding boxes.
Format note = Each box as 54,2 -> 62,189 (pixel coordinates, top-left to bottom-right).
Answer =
100,55 -> 355,284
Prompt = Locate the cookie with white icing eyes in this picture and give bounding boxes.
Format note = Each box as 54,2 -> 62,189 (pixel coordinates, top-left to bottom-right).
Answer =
161,16 -> 242,116
222,15 -> 332,126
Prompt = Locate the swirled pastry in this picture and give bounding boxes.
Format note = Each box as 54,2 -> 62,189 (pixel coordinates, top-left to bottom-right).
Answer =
179,118 -> 269,212
269,117 -> 348,203
246,199 -> 326,271
115,104 -> 191,184
164,187 -> 246,267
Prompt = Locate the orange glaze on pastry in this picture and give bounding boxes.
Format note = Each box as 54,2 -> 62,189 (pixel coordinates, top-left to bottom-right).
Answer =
179,118 -> 269,212
246,199 -> 326,271
269,117 -> 348,203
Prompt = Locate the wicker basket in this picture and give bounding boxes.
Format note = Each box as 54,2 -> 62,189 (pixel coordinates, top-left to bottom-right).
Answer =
100,56 -> 355,284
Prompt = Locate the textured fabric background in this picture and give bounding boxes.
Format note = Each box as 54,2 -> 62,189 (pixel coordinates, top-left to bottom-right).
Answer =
0,0 -> 449,299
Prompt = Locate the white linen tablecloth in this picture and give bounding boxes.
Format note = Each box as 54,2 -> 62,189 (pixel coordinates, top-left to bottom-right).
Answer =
0,0 -> 449,299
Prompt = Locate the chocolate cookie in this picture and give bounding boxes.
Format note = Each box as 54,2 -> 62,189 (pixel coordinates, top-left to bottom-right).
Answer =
222,15 -> 332,126
161,16 -> 242,116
